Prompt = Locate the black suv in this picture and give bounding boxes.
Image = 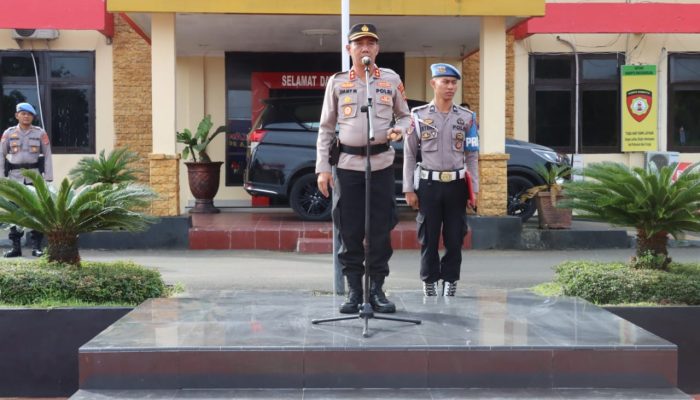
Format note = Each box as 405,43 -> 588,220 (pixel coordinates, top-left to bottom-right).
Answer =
244,97 -> 570,222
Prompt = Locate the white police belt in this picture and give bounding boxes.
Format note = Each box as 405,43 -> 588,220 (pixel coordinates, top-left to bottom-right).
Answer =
419,168 -> 466,183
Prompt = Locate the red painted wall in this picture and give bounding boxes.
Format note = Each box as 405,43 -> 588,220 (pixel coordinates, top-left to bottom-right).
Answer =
0,0 -> 112,36
514,3 -> 700,39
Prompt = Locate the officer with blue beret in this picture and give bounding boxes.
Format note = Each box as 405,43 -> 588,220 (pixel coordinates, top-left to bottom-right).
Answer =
403,63 -> 480,297
1,102 -> 53,257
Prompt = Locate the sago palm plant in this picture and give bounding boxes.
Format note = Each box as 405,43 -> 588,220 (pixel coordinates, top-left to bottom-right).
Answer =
0,170 -> 156,266
68,147 -> 142,186
561,162 -> 700,270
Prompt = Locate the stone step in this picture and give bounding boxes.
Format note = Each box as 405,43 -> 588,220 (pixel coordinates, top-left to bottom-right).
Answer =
296,237 -> 332,253
70,387 -> 693,399
78,291 -> 678,391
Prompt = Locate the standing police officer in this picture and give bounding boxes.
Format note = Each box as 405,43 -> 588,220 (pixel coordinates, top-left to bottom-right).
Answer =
403,64 -> 479,297
0,102 -> 53,257
316,23 -> 410,314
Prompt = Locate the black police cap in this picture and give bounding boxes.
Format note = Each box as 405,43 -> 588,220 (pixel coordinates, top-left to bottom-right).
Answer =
348,23 -> 379,41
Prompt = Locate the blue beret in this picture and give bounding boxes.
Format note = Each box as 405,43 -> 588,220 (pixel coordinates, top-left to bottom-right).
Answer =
430,63 -> 461,80
16,102 -> 37,115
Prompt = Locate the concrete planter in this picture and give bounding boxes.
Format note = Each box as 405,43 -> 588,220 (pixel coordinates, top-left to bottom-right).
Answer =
0,307 -> 131,397
605,306 -> 700,394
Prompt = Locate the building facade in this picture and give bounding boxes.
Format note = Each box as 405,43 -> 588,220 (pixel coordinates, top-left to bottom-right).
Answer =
3,1 -> 696,217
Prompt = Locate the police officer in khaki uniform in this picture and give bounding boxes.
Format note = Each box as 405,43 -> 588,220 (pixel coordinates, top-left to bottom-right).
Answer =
316,23 -> 411,314
0,102 -> 53,257
403,64 -> 479,297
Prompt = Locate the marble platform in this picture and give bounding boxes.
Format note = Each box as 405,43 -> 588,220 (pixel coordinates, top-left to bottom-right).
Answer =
77,289 -> 679,393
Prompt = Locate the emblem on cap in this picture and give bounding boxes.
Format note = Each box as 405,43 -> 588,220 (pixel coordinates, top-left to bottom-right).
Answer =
361,25 -> 369,32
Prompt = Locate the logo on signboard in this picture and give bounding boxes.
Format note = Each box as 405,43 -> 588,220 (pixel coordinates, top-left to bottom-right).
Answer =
626,89 -> 653,122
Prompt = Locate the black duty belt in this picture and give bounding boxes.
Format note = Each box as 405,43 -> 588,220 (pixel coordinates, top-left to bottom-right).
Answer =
8,162 -> 40,171
339,142 -> 391,156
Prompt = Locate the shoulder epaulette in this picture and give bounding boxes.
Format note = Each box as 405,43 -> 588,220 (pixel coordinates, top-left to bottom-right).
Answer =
456,104 -> 474,115
378,67 -> 399,76
410,104 -> 430,114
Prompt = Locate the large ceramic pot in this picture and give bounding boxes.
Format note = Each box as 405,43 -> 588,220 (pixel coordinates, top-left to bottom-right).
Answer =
185,161 -> 223,213
535,191 -> 572,229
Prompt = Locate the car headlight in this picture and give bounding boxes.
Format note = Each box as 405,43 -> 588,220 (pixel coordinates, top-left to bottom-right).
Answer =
531,148 -> 559,164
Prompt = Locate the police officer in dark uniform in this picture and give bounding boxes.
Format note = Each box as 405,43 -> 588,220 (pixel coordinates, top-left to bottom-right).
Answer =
316,23 -> 411,314
403,64 -> 479,297
0,102 -> 53,257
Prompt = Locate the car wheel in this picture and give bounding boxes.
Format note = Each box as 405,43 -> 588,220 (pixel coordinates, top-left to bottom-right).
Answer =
507,175 -> 537,223
289,174 -> 332,221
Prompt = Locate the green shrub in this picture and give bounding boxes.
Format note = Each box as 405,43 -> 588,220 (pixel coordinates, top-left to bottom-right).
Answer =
551,260 -> 700,305
0,259 -> 166,306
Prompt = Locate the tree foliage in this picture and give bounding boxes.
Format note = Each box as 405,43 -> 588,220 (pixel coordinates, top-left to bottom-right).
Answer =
561,162 -> 700,269
68,147 -> 142,186
0,170 -> 157,265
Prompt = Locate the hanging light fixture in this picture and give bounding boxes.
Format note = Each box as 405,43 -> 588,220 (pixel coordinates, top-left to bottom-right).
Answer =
302,29 -> 338,46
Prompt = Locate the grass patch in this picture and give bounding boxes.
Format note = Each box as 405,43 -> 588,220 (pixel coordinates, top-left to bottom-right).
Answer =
532,260 -> 700,306
0,258 -> 169,306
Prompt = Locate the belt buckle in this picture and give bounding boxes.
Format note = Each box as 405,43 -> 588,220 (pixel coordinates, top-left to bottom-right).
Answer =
439,171 -> 452,182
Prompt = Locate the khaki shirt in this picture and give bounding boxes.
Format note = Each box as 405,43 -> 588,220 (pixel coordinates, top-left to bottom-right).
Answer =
403,102 -> 479,193
0,124 -> 53,183
316,67 -> 411,173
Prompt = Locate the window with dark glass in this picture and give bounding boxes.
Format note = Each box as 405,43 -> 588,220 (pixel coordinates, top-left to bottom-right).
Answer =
529,53 -> 623,154
668,53 -> 700,152
0,51 -> 95,154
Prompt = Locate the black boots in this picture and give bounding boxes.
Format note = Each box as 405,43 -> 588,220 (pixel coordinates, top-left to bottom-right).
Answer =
3,226 -> 23,258
30,231 -> 44,257
369,276 -> 396,313
3,228 -> 43,258
340,275 -> 397,314
339,274 -> 363,314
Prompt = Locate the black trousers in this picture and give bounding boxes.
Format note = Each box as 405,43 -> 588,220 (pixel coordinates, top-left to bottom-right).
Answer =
416,178 -> 468,283
334,166 -> 397,277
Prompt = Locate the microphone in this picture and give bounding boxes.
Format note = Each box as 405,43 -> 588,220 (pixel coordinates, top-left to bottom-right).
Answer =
361,56 -> 371,66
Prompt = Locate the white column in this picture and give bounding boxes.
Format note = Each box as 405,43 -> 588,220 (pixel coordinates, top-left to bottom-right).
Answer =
479,16 -> 506,154
151,13 -> 177,154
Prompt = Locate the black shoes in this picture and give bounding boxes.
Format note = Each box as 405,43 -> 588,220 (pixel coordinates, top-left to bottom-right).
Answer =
369,277 -> 396,313
339,274 -> 363,314
340,275 -> 397,314
339,288 -> 363,314
3,248 -> 21,258
3,227 -> 23,258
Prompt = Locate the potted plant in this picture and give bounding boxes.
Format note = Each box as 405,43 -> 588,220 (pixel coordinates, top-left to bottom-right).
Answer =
176,115 -> 227,213
521,164 -> 572,229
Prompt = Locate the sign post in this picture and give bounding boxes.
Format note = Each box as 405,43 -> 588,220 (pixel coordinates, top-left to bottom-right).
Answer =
621,65 -> 658,152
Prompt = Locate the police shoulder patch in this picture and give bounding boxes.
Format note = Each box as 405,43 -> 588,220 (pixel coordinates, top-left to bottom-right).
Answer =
41,132 -> 50,145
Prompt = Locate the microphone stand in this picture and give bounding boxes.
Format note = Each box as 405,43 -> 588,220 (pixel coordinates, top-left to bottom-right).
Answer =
312,62 -> 421,338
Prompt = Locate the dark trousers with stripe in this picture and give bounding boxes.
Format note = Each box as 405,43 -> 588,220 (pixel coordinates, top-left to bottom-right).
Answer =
416,178 -> 468,283
333,166 -> 397,278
